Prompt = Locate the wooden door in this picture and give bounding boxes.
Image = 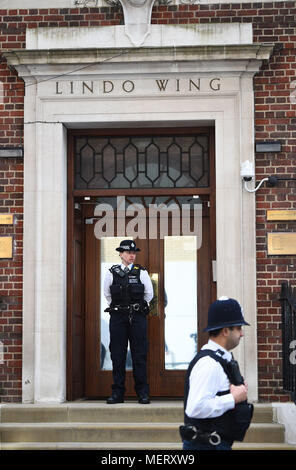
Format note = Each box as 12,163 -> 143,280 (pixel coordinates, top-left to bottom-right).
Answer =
83,195 -> 213,398
66,204 -> 85,400
147,201 -> 212,396
67,127 -> 216,399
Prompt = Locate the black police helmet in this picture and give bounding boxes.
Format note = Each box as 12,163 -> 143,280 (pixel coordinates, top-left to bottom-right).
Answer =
203,296 -> 250,332
116,240 -> 140,253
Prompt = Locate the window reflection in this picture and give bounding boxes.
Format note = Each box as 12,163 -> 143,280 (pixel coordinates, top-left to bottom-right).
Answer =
99,231 -> 198,371
100,237 -> 133,371
164,236 -> 197,369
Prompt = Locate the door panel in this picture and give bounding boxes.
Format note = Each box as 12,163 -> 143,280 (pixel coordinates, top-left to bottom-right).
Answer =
84,196 -> 212,398
147,207 -> 211,396
67,205 -> 85,400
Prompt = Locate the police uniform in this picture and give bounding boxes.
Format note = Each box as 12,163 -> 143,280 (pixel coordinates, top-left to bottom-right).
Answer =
180,297 -> 253,450
104,240 -> 153,404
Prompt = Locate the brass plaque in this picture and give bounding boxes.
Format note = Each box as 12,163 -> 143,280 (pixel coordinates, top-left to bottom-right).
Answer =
0,236 -> 13,258
0,214 -> 13,225
267,210 -> 296,221
267,233 -> 296,255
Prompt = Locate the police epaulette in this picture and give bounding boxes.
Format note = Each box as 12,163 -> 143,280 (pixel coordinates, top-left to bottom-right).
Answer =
133,264 -> 146,270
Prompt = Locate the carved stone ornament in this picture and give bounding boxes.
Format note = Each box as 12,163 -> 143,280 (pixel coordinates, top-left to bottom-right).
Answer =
118,0 -> 157,47
180,0 -> 198,4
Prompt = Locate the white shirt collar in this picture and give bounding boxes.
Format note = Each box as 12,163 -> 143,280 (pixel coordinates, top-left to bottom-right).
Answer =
121,263 -> 133,271
201,339 -> 233,362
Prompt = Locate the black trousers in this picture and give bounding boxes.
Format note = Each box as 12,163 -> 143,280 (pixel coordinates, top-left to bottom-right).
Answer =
109,311 -> 149,397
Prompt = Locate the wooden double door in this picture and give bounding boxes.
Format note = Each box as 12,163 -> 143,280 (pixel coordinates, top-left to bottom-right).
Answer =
68,194 -> 215,399
67,127 -> 216,400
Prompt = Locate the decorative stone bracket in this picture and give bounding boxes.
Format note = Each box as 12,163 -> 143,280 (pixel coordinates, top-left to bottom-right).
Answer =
118,0 -> 157,47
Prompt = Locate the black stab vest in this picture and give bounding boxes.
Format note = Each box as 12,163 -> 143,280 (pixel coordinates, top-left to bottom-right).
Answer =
184,349 -> 253,442
109,264 -> 145,307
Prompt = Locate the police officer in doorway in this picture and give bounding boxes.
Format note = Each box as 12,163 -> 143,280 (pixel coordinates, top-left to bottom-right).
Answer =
104,240 -> 154,404
180,296 -> 253,450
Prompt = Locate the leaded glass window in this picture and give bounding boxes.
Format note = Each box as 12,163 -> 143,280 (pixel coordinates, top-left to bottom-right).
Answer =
74,133 -> 209,189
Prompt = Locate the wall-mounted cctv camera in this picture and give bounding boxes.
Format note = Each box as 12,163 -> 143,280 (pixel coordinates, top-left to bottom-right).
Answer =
240,160 -> 255,181
240,160 -> 278,193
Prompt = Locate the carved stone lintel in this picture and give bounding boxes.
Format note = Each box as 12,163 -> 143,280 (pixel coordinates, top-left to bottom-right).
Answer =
118,0 -> 157,47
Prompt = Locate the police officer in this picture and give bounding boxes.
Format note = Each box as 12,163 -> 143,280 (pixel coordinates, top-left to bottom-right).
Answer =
180,296 -> 253,450
104,240 -> 154,404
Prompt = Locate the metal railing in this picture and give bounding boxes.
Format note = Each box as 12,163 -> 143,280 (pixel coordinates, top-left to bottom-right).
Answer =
280,282 -> 296,403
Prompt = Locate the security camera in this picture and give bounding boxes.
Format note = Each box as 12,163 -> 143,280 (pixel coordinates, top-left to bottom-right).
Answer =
240,160 -> 255,181
240,160 -> 278,193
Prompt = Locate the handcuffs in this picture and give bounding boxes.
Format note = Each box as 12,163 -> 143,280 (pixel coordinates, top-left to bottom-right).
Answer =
179,425 -> 222,446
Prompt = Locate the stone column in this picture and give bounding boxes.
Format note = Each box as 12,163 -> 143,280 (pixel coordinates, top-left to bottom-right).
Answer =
33,122 -> 67,403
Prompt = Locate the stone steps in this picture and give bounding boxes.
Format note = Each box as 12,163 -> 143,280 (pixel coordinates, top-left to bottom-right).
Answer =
0,421 -> 286,443
1,442 -> 296,450
0,402 -> 295,451
1,402 -> 183,424
0,401 -> 274,423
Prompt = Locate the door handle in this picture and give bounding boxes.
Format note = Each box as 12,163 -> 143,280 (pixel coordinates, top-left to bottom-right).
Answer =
212,260 -> 217,282
149,273 -> 159,317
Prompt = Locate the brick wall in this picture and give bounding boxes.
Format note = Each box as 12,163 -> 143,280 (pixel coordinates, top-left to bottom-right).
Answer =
0,2 -> 295,402
0,157 -> 23,402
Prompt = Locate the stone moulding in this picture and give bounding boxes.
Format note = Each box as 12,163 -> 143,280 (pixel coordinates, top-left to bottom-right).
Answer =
3,44 -> 275,67
25,24 -> 253,50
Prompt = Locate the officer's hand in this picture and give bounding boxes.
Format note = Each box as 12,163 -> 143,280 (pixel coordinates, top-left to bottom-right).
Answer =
230,384 -> 248,403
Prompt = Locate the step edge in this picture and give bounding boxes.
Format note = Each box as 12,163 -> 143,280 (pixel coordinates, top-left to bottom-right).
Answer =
0,421 -> 285,429
2,442 -> 295,450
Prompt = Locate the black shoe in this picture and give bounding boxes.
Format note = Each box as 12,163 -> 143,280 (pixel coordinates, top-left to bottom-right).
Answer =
106,395 -> 124,404
138,395 -> 150,404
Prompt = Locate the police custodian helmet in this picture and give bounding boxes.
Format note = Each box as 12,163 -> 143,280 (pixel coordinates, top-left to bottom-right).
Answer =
116,240 -> 140,252
203,296 -> 250,332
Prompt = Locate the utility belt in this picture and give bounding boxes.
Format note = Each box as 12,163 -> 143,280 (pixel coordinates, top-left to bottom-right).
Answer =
105,302 -> 149,316
180,400 -> 253,445
179,425 -> 223,446
182,350 -> 254,445
181,400 -> 253,445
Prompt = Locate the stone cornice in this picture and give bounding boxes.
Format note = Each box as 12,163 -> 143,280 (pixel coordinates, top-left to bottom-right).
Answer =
3,44 -> 274,67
